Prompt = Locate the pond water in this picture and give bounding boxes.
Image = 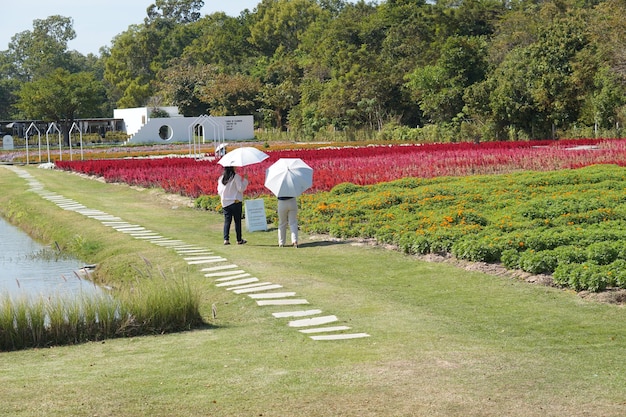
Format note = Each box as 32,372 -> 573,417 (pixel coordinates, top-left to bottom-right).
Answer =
0,216 -> 103,300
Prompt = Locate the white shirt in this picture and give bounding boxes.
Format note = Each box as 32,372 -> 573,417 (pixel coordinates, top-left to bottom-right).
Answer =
217,174 -> 248,207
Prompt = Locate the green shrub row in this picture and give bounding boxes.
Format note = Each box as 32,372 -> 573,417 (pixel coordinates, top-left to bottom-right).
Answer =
293,165 -> 626,292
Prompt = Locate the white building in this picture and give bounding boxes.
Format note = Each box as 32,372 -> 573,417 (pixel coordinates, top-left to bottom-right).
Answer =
113,107 -> 255,146
113,106 -> 182,136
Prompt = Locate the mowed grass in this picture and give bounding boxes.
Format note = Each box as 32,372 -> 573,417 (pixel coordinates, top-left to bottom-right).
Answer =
1,165 -> 625,417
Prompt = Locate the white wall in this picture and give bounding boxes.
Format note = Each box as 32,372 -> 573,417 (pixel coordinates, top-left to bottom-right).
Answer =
113,107 -> 182,136
113,108 -> 148,136
126,115 -> 254,145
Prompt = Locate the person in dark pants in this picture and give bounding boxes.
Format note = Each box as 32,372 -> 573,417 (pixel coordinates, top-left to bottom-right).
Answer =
217,166 -> 248,245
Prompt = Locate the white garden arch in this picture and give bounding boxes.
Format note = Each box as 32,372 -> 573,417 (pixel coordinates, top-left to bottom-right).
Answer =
187,115 -> 225,158
24,122 -> 41,164
45,123 -> 61,163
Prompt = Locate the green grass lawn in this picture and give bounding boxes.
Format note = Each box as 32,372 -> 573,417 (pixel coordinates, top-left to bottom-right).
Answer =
1,165 -> 625,417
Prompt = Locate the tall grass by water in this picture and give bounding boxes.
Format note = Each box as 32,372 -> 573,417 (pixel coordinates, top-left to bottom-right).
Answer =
0,275 -> 203,351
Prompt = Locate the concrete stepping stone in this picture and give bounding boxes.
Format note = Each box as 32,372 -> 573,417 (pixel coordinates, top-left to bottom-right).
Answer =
299,326 -> 352,333
59,204 -> 85,210
216,277 -> 259,287
178,252 -> 214,257
134,235 -> 165,240
93,216 -> 122,221
176,249 -> 212,254
153,240 -> 185,246
288,315 -> 338,327
215,273 -> 251,281
256,299 -> 309,306
204,270 -> 246,277
248,292 -> 296,299
78,210 -> 108,216
272,309 -> 323,318
231,284 -> 282,293
310,333 -> 370,340
201,264 -> 239,272
183,255 -> 221,261
117,227 -> 148,232
111,224 -> 142,230
187,258 -> 227,265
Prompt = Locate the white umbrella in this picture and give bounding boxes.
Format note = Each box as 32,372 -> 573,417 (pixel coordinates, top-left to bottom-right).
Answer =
265,158 -> 313,198
217,146 -> 269,167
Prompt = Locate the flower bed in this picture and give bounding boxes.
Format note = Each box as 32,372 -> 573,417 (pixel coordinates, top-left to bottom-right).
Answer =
56,138 -> 626,292
56,138 -> 626,198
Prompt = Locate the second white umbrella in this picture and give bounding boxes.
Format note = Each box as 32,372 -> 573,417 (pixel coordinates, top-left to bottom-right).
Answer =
217,146 -> 269,167
264,158 -> 313,198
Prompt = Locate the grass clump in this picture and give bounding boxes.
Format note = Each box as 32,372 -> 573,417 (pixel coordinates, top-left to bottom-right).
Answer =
0,272 -> 203,351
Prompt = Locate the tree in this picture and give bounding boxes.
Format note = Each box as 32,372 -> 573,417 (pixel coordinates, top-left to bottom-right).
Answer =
0,51 -> 20,119
258,52 -> 303,130
105,1 -> 206,108
249,0 -> 325,55
105,25 -> 156,108
16,69 -> 106,144
524,12 -> 588,137
198,72 -> 261,116
156,61 -> 218,116
181,13 -> 256,71
146,0 -> 205,24
405,35 -> 488,124
6,15 -> 76,82
580,66 -> 626,130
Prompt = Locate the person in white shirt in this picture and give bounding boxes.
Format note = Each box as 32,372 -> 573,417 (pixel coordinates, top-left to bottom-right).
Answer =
217,166 -> 248,245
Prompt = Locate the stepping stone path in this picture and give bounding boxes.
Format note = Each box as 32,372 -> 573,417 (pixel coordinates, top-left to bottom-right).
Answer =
5,166 -> 370,341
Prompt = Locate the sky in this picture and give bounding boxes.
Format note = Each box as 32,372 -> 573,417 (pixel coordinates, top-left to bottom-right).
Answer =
0,0 -> 262,56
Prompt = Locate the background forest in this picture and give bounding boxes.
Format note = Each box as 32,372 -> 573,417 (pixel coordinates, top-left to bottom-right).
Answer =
1,0 -> 625,142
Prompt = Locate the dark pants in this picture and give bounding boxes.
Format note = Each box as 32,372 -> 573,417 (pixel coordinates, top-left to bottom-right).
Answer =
223,202 -> 243,242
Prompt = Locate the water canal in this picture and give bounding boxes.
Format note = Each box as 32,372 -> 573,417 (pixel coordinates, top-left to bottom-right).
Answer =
0,215 -> 102,300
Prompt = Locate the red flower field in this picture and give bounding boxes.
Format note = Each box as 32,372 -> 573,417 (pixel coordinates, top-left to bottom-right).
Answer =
55,138 -> 626,198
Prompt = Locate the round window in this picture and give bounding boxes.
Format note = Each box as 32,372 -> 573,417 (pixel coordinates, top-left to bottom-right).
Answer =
158,125 -> 173,140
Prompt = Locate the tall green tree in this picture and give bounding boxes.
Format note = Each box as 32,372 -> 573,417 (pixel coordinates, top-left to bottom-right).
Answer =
16,69 -> 106,144
181,12 -> 256,71
155,60 -> 216,116
6,15 -> 76,82
524,12 -> 588,136
146,0 -> 205,23
296,1 -> 396,131
249,0 -> 325,55
105,0 -> 205,108
405,35 -> 488,124
258,52 -> 303,130
0,51 -> 20,119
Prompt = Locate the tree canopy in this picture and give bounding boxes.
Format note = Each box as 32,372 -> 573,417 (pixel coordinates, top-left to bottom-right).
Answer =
1,0 -> 625,141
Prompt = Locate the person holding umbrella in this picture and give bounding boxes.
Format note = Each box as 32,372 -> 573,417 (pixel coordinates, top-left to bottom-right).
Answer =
217,146 -> 269,246
265,158 -> 314,248
217,166 -> 248,245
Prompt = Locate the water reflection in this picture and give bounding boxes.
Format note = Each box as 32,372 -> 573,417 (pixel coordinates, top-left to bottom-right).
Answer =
0,216 -> 103,299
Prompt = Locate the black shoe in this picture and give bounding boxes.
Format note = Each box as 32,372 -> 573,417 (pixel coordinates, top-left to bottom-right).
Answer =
237,240 -> 247,245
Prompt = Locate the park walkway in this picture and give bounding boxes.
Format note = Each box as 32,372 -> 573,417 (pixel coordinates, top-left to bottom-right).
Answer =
4,166 -> 370,341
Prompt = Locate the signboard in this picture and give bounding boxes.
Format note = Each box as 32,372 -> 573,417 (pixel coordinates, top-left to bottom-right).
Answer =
244,199 -> 268,232
3,135 -> 14,150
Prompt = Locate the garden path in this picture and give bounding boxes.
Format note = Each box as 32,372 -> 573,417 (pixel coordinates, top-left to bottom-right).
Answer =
5,166 -> 370,341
